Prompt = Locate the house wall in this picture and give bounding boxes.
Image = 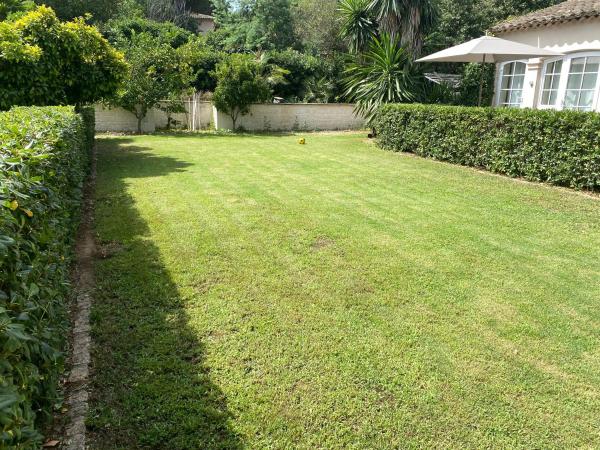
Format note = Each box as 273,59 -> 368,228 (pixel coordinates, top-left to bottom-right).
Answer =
494,17 -> 600,110
213,104 -> 365,131
197,19 -> 215,33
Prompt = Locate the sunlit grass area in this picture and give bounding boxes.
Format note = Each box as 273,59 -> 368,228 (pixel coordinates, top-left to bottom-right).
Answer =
88,132 -> 600,449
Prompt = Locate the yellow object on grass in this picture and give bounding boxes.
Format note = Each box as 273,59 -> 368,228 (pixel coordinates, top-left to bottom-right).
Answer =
298,138 -> 306,145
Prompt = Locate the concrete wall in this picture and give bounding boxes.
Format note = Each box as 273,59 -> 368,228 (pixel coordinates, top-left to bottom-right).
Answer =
494,18 -> 600,111
95,102 -> 365,133
95,102 -> 213,132
213,103 -> 365,131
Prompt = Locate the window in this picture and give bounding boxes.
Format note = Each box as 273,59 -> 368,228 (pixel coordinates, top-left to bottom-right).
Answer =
563,56 -> 600,111
540,60 -> 563,107
498,61 -> 526,107
536,52 -> 600,112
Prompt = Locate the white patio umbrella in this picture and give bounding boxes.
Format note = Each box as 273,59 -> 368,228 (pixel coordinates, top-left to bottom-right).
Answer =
416,36 -> 563,106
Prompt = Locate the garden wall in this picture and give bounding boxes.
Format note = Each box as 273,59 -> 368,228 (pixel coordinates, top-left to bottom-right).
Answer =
95,102 -> 365,132
213,103 -> 365,131
94,101 -> 213,132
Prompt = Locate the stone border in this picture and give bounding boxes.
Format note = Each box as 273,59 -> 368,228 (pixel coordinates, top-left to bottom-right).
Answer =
62,146 -> 97,449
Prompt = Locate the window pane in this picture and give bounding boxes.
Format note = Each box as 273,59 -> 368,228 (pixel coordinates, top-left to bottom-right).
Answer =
512,75 -> 525,90
567,73 -> 582,89
571,58 -> 586,73
564,90 -> 578,107
582,72 -> 598,89
514,62 -> 526,75
553,60 -> 563,73
579,90 -> 594,108
541,90 -> 550,105
510,90 -> 522,105
501,75 -> 510,89
585,57 -> 600,73
543,75 -> 552,89
500,90 -> 511,104
505,63 -> 514,75
549,90 -> 557,105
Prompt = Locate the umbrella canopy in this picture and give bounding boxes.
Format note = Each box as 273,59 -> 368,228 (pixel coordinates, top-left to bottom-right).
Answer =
416,36 -> 563,63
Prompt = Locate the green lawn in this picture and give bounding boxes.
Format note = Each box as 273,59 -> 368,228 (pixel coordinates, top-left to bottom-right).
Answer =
89,132 -> 600,449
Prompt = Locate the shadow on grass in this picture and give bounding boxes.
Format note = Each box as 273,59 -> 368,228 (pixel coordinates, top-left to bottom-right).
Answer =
88,139 -> 243,449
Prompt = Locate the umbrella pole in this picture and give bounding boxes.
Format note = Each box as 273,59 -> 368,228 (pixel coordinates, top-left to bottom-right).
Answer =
478,54 -> 487,107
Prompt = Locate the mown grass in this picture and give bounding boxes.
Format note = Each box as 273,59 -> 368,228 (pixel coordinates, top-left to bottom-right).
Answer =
88,132 -> 600,449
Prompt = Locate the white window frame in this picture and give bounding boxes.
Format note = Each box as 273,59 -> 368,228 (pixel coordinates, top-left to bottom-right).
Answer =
496,60 -> 528,108
538,57 -> 563,110
537,51 -> 600,112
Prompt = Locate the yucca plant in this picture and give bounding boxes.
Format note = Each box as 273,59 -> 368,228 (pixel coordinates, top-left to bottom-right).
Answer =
343,33 -> 420,124
338,0 -> 378,54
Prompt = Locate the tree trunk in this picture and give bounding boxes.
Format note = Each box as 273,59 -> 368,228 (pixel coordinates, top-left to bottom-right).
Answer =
401,4 -> 422,58
137,116 -> 143,134
231,108 -> 239,132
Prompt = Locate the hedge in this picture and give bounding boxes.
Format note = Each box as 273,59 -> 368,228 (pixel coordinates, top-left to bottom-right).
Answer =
0,106 -> 93,448
374,104 -> 600,190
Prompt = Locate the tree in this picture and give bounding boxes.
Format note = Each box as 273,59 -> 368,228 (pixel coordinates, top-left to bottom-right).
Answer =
344,34 -> 419,123
33,0 -> 122,23
292,0 -> 344,55
368,0 -> 438,57
102,16 -> 192,48
112,33 -> 193,133
0,0 -> 34,20
212,54 -> 271,131
209,0 -> 296,52
426,0 -> 561,52
339,0 -> 378,54
177,35 -> 223,92
0,6 -> 127,110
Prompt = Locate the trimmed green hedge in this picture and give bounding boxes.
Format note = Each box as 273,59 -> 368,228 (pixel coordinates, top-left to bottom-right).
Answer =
374,104 -> 600,190
0,106 -> 92,448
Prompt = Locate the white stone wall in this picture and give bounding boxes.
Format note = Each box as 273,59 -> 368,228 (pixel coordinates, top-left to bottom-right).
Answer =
95,102 -> 213,132
95,102 -> 364,133
213,103 -> 365,131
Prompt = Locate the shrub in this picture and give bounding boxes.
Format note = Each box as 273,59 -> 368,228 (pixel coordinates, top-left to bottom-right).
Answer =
0,106 -> 91,448
374,104 -> 600,190
213,54 -> 271,131
0,6 -> 127,111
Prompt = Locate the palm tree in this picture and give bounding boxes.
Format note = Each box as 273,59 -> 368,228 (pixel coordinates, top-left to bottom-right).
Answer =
338,0 -> 378,54
368,0 -> 437,57
343,33 -> 420,124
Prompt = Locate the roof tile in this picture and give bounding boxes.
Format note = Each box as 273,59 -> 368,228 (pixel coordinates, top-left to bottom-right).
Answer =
490,0 -> 600,33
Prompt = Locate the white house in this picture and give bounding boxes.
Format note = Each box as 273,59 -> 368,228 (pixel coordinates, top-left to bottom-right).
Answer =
490,0 -> 600,111
190,13 -> 215,34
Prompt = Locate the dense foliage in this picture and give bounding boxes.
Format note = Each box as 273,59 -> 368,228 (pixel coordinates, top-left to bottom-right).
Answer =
0,106 -> 93,448
210,0 -> 295,52
102,16 -> 192,48
262,50 -> 344,102
0,6 -> 127,111
32,0 -> 122,23
212,54 -> 271,130
374,104 -> 600,190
